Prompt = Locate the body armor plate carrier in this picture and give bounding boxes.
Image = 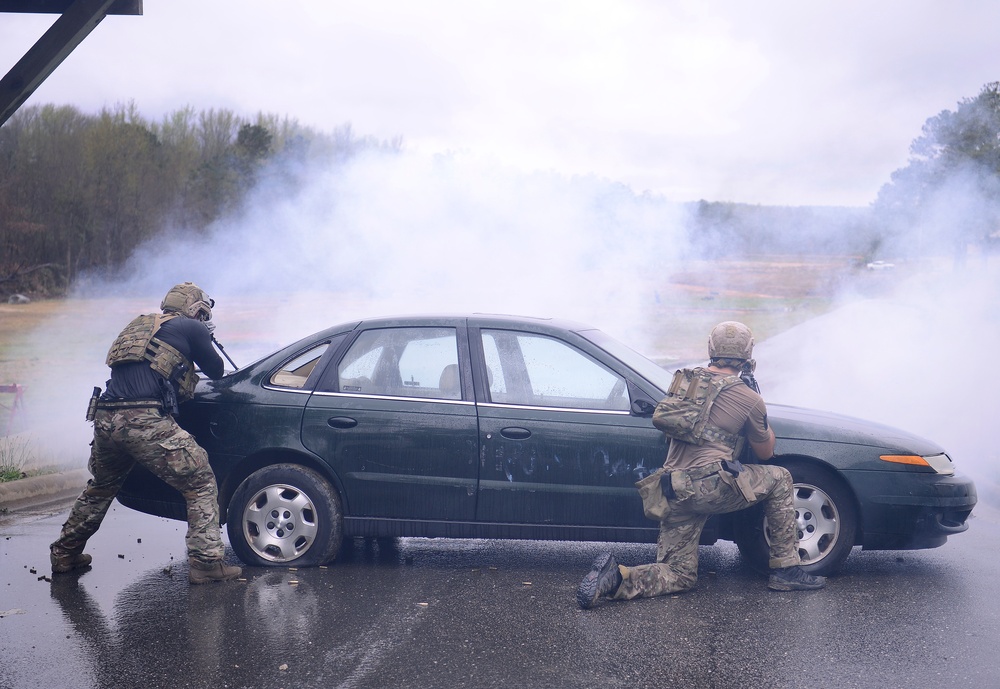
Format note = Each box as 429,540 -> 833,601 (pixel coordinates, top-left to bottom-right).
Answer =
652,367 -> 744,449
105,313 -> 199,401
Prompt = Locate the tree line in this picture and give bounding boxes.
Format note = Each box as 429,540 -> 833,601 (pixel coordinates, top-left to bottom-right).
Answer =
0,103 -> 399,296
682,82 -> 1000,262
3,83 -> 1000,297
872,81 -> 1000,260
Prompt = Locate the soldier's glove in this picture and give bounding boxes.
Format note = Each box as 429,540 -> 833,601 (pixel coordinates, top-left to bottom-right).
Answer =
204,320 -> 216,335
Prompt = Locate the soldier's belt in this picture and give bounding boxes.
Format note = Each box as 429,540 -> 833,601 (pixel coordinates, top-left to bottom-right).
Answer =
94,398 -> 163,411
676,463 -> 724,481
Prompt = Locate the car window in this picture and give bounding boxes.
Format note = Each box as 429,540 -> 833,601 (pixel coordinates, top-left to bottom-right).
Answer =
337,327 -> 461,399
580,328 -> 674,393
481,329 -> 629,410
269,343 -> 330,389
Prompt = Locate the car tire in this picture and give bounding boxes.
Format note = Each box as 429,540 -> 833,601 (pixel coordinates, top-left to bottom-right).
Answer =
227,463 -> 344,567
734,462 -> 858,577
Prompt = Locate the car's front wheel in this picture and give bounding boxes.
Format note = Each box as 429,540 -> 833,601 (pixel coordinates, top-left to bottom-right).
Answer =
227,464 -> 343,567
734,462 -> 858,577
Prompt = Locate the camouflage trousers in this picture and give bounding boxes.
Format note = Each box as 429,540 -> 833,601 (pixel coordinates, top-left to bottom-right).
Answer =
613,462 -> 800,600
51,407 -> 224,565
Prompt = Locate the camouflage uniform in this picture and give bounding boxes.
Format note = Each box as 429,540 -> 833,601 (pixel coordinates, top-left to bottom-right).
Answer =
579,321 -> 822,608
613,462 -> 799,599
51,283 -> 232,576
614,358 -> 802,599
51,407 -> 225,565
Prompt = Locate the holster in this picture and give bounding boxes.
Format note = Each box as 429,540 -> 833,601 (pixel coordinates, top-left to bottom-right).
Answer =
85,386 -> 101,421
660,471 -> 676,500
158,377 -> 180,417
723,460 -> 757,502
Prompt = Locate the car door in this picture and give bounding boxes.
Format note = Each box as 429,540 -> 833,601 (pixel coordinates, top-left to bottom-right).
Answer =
301,322 -> 479,521
471,325 -> 666,528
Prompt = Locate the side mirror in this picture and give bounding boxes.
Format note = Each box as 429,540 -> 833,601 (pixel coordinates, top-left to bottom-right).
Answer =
631,399 -> 655,417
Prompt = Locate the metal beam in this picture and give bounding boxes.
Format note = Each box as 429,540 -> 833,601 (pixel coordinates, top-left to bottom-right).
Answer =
0,0 -> 143,127
0,1 -> 141,15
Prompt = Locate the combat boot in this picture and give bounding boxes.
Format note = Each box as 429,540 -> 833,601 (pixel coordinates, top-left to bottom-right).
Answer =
188,558 -> 243,584
577,552 -> 623,609
767,566 -> 826,591
51,551 -> 92,574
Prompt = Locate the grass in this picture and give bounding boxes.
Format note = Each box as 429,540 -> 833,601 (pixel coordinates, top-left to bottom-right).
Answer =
0,435 -> 33,483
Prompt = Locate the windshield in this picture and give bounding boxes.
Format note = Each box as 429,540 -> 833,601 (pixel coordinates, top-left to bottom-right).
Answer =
578,329 -> 675,393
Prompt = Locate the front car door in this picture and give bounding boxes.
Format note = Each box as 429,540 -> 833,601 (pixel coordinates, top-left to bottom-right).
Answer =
471,321 -> 666,536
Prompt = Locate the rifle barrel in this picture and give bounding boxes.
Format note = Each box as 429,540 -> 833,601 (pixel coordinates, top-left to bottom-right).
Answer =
212,336 -> 239,371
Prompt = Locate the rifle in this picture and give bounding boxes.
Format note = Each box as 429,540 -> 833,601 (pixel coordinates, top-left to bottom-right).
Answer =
740,359 -> 760,394
738,359 -> 766,466
212,336 -> 239,371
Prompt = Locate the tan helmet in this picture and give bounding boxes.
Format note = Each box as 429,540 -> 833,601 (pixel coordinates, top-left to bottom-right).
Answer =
161,282 -> 214,321
708,321 -> 754,361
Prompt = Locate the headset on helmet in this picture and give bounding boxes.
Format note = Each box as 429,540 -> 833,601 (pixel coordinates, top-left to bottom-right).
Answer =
708,321 -> 754,362
161,282 -> 214,321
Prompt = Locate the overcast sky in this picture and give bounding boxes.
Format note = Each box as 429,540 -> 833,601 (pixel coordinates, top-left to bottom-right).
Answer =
1,1 -> 998,207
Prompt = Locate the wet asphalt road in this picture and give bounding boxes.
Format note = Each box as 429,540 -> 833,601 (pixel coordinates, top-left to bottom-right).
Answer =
2,498 -> 998,689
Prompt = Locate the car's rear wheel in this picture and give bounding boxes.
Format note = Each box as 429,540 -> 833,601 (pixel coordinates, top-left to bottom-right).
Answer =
227,464 -> 343,567
734,462 -> 857,576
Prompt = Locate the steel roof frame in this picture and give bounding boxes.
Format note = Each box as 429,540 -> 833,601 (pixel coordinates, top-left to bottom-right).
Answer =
0,0 -> 143,127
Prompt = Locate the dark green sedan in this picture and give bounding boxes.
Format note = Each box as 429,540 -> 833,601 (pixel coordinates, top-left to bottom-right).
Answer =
117,314 -> 977,576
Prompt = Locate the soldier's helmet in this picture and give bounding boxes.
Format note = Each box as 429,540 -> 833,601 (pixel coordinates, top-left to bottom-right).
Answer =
161,282 -> 214,321
708,321 -> 754,361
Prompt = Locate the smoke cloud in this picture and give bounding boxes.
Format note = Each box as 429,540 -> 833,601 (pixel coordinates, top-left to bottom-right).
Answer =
755,182 -> 998,500
16,148 -> 998,507
21,150 -> 688,464
84,150 -> 686,354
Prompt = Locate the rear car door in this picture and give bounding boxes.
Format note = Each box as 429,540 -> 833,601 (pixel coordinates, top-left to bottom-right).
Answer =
471,324 -> 665,529
301,321 -> 479,520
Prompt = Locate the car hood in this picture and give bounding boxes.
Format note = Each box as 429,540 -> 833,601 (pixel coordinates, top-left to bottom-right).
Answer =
769,403 -> 946,455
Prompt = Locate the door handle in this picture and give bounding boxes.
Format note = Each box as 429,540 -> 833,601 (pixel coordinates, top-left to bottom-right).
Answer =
500,426 -> 531,440
327,416 -> 358,429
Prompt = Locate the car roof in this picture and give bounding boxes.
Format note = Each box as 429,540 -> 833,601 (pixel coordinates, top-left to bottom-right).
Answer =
341,313 -> 600,334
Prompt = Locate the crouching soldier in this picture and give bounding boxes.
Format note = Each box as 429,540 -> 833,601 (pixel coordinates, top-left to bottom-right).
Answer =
51,282 -> 242,584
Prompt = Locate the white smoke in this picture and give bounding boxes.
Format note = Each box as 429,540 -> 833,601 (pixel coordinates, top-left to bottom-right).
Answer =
755,254 -> 998,498
16,145 -> 999,510
90,150 -> 687,357
19,150 -> 688,465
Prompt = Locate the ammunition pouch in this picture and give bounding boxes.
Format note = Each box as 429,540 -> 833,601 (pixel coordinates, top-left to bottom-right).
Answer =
635,468 -> 672,521
146,338 -> 198,402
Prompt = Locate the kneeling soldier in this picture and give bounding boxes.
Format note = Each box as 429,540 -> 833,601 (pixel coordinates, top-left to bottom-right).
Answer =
577,321 -> 825,609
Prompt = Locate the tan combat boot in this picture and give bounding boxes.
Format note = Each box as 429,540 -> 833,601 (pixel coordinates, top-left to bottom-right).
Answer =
51,551 -> 93,574
188,558 -> 243,584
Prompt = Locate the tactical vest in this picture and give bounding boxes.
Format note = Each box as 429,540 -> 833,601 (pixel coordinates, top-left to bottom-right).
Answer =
105,313 -> 200,401
652,367 -> 744,448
